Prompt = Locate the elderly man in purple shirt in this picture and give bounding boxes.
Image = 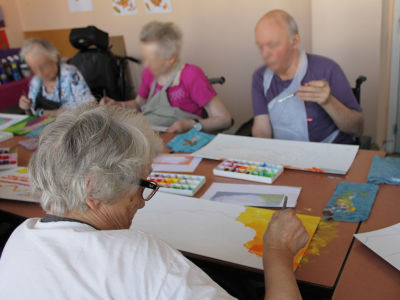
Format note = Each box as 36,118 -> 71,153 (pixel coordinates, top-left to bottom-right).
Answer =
251,10 -> 363,144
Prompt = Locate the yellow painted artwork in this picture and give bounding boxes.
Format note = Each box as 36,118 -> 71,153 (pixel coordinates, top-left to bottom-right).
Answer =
236,207 -> 321,270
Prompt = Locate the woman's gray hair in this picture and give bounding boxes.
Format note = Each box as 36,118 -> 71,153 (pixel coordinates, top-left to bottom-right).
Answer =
20,38 -> 60,62
140,21 -> 182,59
29,104 -> 163,216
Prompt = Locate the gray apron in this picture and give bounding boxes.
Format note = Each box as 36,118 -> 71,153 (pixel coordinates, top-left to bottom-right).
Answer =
264,50 -> 339,143
141,63 -> 200,127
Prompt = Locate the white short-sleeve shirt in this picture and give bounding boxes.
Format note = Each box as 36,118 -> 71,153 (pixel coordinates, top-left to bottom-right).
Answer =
0,218 -> 235,300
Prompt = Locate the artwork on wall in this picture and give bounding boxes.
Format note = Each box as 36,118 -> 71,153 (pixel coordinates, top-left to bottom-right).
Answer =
112,0 -> 138,15
67,0 -> 93,13
144,0 -> 172,14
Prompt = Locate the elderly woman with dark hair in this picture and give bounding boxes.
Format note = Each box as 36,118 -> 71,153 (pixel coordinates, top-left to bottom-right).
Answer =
18,38 -> 94,117
101,21 -> 232,134
0,104 -> 308,300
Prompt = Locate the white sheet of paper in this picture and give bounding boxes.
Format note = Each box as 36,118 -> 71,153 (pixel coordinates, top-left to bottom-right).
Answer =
152,154 -> 202,172
192,134 -> 359,175
201,182 -> 301,208
0,113 -> 28,130
354,223 -> 400,271
68,0 -> 93,12
133,191 -> 264,270
0,167 -> 39,203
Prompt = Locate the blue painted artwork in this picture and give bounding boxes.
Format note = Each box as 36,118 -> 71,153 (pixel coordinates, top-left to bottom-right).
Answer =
323,182 -> 379,222
367,155 -> 400,185
167,129 -> 215,153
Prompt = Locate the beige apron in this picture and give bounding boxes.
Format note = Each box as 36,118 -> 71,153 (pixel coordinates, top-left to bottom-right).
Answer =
141,63 -> 201,127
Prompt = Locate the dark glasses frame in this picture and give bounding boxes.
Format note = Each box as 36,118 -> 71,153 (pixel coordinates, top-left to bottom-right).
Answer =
139,179 -> 159,201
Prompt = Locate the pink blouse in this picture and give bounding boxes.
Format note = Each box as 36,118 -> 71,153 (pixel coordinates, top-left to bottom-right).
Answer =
138,64 -> 217,117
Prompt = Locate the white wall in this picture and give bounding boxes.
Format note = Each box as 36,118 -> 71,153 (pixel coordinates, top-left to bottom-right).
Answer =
311,0 -> 382,141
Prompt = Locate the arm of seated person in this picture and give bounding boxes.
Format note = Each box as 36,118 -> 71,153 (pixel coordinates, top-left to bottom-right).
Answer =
99,96 -> 146,111
296,80 -> 364,137
252,114 -> 272,138
263,209 -> 309,300
42,108 -> 65,117
166,96 -> 232,134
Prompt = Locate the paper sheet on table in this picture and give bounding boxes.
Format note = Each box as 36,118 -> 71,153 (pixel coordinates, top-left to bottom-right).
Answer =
354,223 -> 400,271
0,167 -> 39,203
192,134 -> 359,175
0,113 -> 28,130
201,182 -> 301,208
133,192 -> 320,270
152,154 -> 202,172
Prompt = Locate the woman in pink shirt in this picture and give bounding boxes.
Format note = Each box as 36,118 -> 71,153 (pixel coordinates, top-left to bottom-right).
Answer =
101,21 -> 232,133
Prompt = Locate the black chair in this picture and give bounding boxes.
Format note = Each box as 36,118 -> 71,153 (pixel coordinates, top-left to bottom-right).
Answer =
235,75 -> 368,141
69,25 -> 141,101
0,210 -> 26,257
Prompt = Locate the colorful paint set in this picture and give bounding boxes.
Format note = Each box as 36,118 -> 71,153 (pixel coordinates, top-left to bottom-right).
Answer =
0,147 -> 17,170
213,159 -> 284,184
147,172 -> 206,196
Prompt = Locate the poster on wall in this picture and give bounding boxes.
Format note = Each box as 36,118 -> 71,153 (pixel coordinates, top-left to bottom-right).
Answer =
0,30 -> 9,49
112,0 -> 138,15
0,7 -> 5,28
144,0 -> 172,14
67,0 -> 93,13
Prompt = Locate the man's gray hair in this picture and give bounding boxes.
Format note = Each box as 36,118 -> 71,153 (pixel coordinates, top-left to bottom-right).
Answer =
20,38 -> 60,62
285,14 -> 299,43
29,104 -> 163,215
140,21 -> 182,59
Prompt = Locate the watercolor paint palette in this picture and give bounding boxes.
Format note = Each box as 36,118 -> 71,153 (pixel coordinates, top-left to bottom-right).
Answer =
0,147 -> 17,170
213,159 -> 284,184
147,172 -> 206,196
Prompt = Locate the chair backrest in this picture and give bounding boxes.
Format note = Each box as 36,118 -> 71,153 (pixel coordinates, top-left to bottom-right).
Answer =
352,75 -> 367,104
0,210 -> 26,257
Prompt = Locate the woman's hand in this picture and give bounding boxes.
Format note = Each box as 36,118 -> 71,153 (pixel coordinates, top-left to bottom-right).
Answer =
99,96 -> 117,106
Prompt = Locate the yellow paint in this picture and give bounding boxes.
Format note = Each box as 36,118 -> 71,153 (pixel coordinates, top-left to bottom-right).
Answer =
302,220 -> 339,263
16,168 -> 28,174
236,207 -> 320,270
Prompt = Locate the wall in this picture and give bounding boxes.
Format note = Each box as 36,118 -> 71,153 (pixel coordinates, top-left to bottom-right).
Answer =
311,0 -> 382,142
0,0 -> 24,48
13,0 -> 312,130
2,0 -> 387,143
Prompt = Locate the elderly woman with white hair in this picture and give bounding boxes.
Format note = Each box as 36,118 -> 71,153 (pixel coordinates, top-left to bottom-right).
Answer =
101,21 -> 232,134
0,104 -> 308,300
18,38 -> 94,117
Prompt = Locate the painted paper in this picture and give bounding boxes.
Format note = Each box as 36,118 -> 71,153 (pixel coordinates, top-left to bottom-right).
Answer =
144,0 -> 172,14
152,154 -> 202,172
68,0 -> 93,12
236,207 -> 320,270
112,0 -> 137,15
134,192 -> 320,271
323,182 -> 379,222
2,116 -> 55,135
202,182 -> 301,208
0,167 -> 39,203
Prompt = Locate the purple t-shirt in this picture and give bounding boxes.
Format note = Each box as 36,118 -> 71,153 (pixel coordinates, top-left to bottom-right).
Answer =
138,63 -> 217,117
252,53 -> 362,144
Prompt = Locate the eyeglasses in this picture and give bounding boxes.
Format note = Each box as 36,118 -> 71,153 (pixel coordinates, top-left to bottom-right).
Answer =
139,179 -> 159,201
